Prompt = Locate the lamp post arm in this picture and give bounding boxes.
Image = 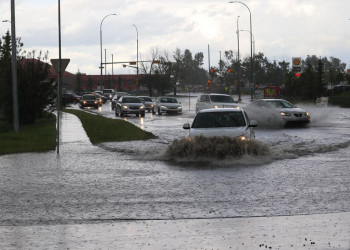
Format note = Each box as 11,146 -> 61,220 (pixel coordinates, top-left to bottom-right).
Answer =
100,13 -> 116,86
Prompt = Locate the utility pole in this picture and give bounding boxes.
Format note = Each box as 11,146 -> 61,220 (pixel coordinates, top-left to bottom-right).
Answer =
10,0 -> 19,133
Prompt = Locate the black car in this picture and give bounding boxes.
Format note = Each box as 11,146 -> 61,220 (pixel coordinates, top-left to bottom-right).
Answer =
62,93 -> 81,105
79,94 -> 99,109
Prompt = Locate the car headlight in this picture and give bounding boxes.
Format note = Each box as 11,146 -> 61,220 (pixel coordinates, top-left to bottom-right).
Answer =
214,105 -> 219,108
122,105 -> 128,109
94,101 -> 98,104
280,112 -> 290,116
239,136 -> 248,141
305,112 -> 309,116
151,104 -> 154,108
83,101 -> 87,104
178,106 -> 182,110
140,105 -> 145,109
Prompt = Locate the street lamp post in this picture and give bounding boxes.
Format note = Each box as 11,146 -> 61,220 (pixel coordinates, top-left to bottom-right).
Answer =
133,24 -> 139,94
229,1 -> 253,99
237,15 -> 242,102
10,1 -> 19,133
240,29 -> 255,56
100,13 -> 116,90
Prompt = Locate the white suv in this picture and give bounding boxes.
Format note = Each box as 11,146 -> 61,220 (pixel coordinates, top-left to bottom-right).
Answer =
195,93 -> 237,113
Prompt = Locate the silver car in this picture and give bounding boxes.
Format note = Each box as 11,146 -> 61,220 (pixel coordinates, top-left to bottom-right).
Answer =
154,96 -> 182,115
183,108 -> 257,140
195,93 -> 238,113
245,99 -> 311,127
115,96 -> 145,117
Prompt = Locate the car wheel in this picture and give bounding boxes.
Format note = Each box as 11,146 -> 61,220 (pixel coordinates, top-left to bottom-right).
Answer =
152,108 -> 155,114
119,110 -> 123,117
141,112 -> 145,117
157,108 -> 161,115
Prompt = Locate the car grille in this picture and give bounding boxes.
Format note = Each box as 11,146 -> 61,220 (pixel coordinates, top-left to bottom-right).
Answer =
294,113 -> 303,117
129,106 -> 140,110
168,106 -> 177,109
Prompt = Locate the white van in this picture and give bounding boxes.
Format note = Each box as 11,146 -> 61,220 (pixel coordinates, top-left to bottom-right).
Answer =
195,93 -> 238,113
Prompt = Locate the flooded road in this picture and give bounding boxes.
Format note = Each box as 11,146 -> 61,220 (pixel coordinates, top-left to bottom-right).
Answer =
0,94 -> 349,249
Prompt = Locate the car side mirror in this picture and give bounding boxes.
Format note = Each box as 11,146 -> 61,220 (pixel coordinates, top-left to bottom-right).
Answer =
183,123 -> 190,129
249,120 -> 258,127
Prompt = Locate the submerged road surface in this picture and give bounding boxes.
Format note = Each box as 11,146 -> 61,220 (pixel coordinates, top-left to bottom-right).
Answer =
0,95 -> 349,249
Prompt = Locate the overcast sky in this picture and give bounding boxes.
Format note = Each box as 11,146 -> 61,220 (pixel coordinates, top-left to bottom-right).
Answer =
1,0 -> 350,75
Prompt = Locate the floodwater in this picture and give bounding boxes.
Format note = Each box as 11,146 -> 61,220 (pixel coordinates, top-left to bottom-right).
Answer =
0,94 -> 349,249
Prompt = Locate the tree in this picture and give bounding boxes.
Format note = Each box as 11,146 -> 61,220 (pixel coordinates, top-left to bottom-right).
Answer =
16,50 -> 56,124
0,31 -> 12,118
75,70 -> 83,93
0,31 -> 55,124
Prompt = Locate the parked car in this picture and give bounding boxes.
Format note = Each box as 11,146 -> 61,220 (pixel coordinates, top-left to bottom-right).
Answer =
138,96 -> 154,112
115,96 -> 145,117
183,108 -> 257,140
102,89 -> 115,100
245,99 -> 310,127
153,96 -> 182,115
111,92 -> 130,110
62,93 -> 81,105
195,93 -> 237,113
79,94 -> 99,109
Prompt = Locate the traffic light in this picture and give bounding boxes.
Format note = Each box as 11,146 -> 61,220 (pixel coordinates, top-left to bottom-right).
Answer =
207,79 -> 211,87
227,68 -> 233,73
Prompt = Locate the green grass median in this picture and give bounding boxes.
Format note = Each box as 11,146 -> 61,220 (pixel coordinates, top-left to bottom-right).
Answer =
63,109 -> 157,144
0,110 -> 157,155
0,113 -> 56,155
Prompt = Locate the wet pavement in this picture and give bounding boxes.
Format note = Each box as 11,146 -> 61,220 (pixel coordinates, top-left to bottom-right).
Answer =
0,110 -> 350,249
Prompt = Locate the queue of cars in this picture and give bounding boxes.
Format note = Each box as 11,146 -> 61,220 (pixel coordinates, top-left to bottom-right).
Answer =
75,90 -> 310,141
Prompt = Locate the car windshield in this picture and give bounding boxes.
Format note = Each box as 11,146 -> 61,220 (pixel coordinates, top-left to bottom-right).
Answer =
160,98 -> 178,103
123,97 -> 141,103
141,97 -> 153,102
210,95 -> 234,103
266,100 -> 294,109
83,95 -> 95,100
192,111 -> 246,128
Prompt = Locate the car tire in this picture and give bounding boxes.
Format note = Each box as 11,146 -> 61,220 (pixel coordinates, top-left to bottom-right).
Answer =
152,109 -> 155,114
157,108 -> 161,115
141,112 -> 145,117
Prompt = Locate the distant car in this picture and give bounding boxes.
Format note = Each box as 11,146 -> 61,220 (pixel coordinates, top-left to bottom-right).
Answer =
138,96 -> 154,112
115,96 -> 145,117
88,92 -> 105,106
183,108 -> 257,140
79,94 -> 99,109
102,89 -> 115,100
93,91 -> 108,103
62,93 -> 81,105
195,93 -> 237,113
111,92 -> 130,110
245,99 -> 311,127
153,96 -> 182,115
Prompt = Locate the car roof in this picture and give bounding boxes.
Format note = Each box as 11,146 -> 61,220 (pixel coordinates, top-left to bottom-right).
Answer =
198,107 -> 242,113
256,98 -> 285,101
